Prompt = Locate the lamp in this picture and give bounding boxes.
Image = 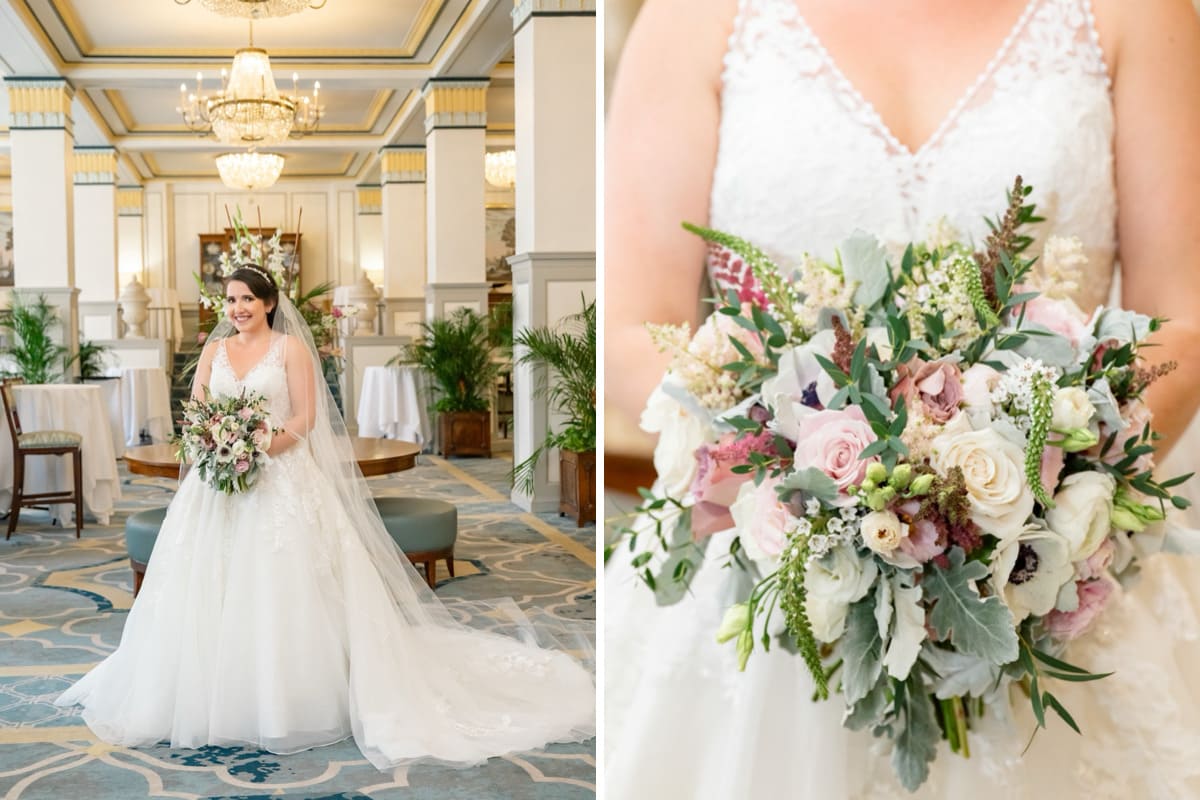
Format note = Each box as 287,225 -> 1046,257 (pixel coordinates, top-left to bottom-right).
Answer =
484,150 -> 516,189
216,150 -> 285,190
174,0 -> 327,19
177,22 -> 324,146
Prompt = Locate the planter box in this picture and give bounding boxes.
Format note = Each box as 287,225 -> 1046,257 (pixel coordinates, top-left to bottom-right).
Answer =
439,411 -> 492,458
559,448 -> 596,527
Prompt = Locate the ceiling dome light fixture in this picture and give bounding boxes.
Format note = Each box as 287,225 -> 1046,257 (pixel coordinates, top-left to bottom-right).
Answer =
484,150 -> 516,189
177,22 -> 324,146
215,150 -> 285,190
174,0 -> 327,18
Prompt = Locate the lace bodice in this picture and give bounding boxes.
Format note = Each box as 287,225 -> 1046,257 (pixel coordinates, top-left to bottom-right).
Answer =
209,335 -> 292,423
710,0 -> 1116,311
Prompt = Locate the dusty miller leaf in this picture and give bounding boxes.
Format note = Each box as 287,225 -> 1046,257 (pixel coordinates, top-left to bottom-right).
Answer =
924,548 -> 1019,665
841,594 -> 883,704
923,646 -> 1002,699
841,231 -> 891,309
844,679 -> 891,731
892,672 -> 939,792
778,467 -> 841,507
883,573 -> 926,679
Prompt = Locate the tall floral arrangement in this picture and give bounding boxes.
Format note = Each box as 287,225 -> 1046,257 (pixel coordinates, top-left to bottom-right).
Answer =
610,178 -> 1192,791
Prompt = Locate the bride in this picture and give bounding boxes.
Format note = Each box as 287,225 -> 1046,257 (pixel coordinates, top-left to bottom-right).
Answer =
55,265 -> 595,768
605,0 -> 1200,797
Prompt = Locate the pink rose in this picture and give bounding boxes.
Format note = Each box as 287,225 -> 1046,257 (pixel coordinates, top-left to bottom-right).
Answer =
1043,577 -> 1116,640
1017,293 -> 1089,348
239,406 -> 254,421
732,476 -> 793,566
890,358 -> 964,424
791,406 -> 877,504
234,457 -> 251,474
1077,538 -> 1115,581
690,431 -> 775,540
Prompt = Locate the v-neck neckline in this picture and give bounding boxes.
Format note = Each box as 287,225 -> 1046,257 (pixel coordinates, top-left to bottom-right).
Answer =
221,336 -> 278,383
790,0 -> 1042,159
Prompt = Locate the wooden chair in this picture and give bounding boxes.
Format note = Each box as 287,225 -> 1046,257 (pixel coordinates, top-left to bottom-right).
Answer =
1,378 -> 84,539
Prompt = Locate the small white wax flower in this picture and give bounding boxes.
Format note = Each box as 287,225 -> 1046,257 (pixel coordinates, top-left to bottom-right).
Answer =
805,498 -> 822,516
860,510 -> 905,554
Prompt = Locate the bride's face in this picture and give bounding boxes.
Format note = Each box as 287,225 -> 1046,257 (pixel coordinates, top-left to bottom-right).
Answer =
225,280 -> 273,333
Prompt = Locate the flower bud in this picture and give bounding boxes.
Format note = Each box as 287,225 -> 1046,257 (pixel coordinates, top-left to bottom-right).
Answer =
908,474 -> 936,497
866,462 -> 889,485
1109,505 -> 1145,533
1055,427 -> 1100,453
860,479 -> 878,493
716,603 -> 751,644
889,463 -> 913,490
736,629 -> 754,671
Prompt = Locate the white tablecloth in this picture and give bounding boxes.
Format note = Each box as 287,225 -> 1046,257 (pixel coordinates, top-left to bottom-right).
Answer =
356,365 -> 432,447
0,384 -> 122,525
116,368 -> 173,446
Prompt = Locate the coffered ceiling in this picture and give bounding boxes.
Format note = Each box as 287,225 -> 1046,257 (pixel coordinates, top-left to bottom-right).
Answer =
0,0 -> 517,184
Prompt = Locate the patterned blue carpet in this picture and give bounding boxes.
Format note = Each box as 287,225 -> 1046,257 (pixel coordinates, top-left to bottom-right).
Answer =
0,450 -> 596,799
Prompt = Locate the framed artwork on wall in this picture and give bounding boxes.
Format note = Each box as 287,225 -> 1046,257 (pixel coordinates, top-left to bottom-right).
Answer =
485,206 -> 516,283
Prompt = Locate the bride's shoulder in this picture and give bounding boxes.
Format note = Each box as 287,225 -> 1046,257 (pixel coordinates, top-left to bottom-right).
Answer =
619,0 -> 739,81
1091,0 -> 1200,81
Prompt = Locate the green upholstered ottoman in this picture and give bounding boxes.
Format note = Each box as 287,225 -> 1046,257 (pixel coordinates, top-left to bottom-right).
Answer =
373,497 -> 458,589
125,506 -> 168,597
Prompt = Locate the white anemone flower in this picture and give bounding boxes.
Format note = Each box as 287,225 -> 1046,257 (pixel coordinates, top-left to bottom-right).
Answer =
992,524 -> 1074,622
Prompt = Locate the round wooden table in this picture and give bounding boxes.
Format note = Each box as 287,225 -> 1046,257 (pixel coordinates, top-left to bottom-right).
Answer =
124,438 -> 420,479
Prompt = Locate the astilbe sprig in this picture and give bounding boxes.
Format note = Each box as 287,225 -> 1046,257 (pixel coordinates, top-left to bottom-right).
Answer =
682,222 -> 805,337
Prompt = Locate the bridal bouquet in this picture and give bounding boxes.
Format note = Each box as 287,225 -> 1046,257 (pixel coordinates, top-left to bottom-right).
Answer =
174,388 -> 274,494
611,178 -> 1192,791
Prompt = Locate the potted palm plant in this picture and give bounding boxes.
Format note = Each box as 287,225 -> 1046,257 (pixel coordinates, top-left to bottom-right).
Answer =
0,294 -> 71,383
400,307 -> 501,457
512,297 -> 596,526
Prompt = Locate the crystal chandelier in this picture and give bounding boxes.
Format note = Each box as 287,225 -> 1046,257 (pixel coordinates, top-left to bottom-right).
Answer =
174,0 -> 327,18
177,23 -> 324,146
484,150 -> 516,189
215,150 -> 285,190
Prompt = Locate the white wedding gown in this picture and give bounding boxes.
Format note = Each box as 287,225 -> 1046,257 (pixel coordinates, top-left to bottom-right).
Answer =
606,0 -> 1200,796
56,335 -> 595,767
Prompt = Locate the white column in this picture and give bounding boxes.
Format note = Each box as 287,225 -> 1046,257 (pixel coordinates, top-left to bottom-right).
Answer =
510,2 -> 598,512
422,79 -> 490,318
380,146 -> 426,339
6,77 -> 79,368
74,147 -> 120,340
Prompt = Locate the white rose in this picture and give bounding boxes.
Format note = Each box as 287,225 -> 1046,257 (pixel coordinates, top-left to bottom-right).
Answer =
640,381 -> 713,497
931,422 -> 1033,544
1050,387 -> 1094,431
992,523 -> 1074,622
960,364 -> 1000,412
860,510 -> 905,555
1045,471 -> 1115,561
804,544 -> 878,643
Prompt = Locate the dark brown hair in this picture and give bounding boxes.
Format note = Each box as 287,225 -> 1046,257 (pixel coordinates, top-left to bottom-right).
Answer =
226,266 -> 280,327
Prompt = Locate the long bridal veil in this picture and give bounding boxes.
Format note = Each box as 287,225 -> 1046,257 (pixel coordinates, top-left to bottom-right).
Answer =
206,286 -> 596,768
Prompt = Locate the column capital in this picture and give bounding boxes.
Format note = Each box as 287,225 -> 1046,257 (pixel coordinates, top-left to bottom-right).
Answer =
5,77 -> 74,132
117,185 -> 145,217
356,184 -> 382,215
512,0 -> 595,33
422,79 -> 489,134
380,146 -> 426,184
74,147 -> 118,185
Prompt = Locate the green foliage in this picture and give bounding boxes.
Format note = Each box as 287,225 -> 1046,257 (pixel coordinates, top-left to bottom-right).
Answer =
892,671 -> 939,792
510,297 -> 596,494
1025,373 -> 1055,507
841,594 -> 884,704
399,307 -> 501,414
74,339 -> 113,380
0,294 -> 70,384
775,536 -> 829,698
924,548 -> 1019,664
488,300 -> 514,357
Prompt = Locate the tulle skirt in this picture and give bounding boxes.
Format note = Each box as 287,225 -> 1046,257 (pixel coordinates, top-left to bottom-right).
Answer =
606,508 -> 1200,798
56,446 -> 595,768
